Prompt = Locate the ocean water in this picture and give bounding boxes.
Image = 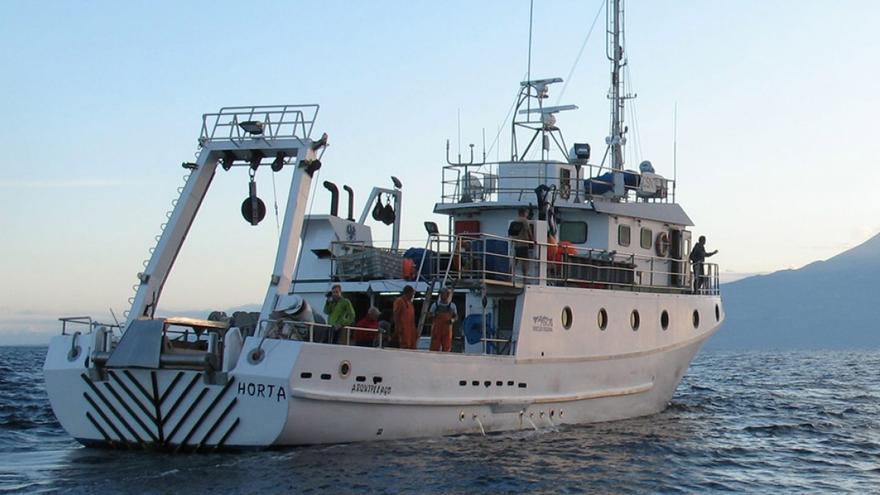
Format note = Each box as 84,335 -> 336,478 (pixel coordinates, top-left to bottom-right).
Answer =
1,346 -> 878,494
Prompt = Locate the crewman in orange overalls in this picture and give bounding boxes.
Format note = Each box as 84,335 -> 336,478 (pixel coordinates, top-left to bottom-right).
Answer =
429,288 -> 457,352
394,285 -> 417,349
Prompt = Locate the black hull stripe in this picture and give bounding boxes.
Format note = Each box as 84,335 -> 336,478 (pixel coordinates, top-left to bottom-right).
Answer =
175,378 -> 236,452
214,417 -> 240,450
198,398 -> 237,451
162,373 -> 201,428
85,411 -> 112,444
80,374 -> 143,444
150,371 -> 166,443
82,391 -> 126,446
122,370 -> 154,404
108,371 -> 156,424
166,388 -> 208,444
159,371 -> 185,405
102,382 -> 158,443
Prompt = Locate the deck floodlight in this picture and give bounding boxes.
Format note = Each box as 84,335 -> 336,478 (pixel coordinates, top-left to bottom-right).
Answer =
424,221 -> 439,235
239,120 -> 264,135
181,162 -> 197,170
391,176 -> 402,189
571,143 -> 591,161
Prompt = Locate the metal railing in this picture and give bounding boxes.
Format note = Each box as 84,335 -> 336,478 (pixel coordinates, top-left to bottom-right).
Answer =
59,316 -> 123,335
199,104 -> 319,143
404,232 -> 719,295
441,161 -> 675,205
261,319 -> 385,346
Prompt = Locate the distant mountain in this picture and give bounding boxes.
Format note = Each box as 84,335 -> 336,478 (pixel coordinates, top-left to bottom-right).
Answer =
708,233 -> 880,350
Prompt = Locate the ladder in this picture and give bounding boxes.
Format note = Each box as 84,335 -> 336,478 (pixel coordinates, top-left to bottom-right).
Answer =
415,234 -> 460,340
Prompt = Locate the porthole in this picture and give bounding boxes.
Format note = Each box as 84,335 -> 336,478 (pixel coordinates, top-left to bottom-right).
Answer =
693,310 -> 700,329
597,308 -> 608,331
561,306 -> 573,330
630,310 -> 640,331
715,304 -> 720,322
339,360 -> 351,378
660,310 -> 669,330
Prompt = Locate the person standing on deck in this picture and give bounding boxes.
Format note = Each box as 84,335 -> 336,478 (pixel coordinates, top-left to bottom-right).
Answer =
394,285 -> 417,349
324,284 -> 355,344
510,208 -> 534,279
352,306 -> 381,347
429,288 -> 457,352
689,236 -> 718,293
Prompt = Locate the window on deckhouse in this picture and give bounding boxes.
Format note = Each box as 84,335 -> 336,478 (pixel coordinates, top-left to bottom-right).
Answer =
618,225 -> 631,247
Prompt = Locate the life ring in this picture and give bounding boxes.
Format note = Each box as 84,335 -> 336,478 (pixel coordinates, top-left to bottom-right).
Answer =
655,231 -> 670,258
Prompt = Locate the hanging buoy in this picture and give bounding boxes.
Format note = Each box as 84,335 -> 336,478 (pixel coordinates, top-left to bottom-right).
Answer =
381,199 -> 395,225
372,194 -> 384,221
241,176 -> 266,225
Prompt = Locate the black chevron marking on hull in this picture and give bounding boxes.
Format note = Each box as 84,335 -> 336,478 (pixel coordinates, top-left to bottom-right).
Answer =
82,391 -> 127,448
79,371 -> 242,451
102,381 -> 158,443
162,373 -> 202,428
166,387 -> 209,443
159,371 -> 185,405
179,377 -> 236,453
80,374 -> 143,444
85,411 -> 113,446
107,371 -> 155,425
214,417 -> 240,451
197,398 -> 238,452
151,371 -> 168,442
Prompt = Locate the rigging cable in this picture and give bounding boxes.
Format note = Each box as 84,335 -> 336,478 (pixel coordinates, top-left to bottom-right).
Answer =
271,167 -> 280,235
556,0 -> 606,105
289,166 -> 322,295
486,84 -> 524,160
625,64 -> 643,165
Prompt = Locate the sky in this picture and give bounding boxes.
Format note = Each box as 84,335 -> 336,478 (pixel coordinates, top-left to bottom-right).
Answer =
2,1 -> 879,344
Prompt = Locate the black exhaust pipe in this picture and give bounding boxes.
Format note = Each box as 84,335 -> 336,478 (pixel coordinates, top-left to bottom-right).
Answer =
323,181 -> 339,217
343,185 -> 354,221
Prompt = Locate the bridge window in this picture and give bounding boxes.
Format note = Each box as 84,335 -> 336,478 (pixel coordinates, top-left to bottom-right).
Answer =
559,222 -> 587,244
618,225 -> 631,247
640,227 -> 652,249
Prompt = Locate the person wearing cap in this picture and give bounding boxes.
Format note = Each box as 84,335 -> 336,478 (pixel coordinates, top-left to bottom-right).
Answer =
428,288 -> 457,352
394,285 -> 417,349
323,284 -> 355,344
352,307 -> 381,347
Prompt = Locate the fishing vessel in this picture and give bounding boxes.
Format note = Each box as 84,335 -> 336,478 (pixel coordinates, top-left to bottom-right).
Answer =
44,0 -> 723,450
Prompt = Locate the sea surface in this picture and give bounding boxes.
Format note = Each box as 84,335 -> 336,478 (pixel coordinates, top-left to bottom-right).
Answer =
1,346 -> 878,494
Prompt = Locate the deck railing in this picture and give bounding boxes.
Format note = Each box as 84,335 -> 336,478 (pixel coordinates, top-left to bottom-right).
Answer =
199,104 -> 319,143
331,233 -> 720,295
441,161 -> 676,205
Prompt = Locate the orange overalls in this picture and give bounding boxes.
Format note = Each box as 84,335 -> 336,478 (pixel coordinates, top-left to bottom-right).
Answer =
394,296 -> 417,349
429,303 -> 454,352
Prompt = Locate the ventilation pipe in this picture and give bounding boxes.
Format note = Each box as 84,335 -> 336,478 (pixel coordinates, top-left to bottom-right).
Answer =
322,181 -> 339,217
343,185 -> 355,221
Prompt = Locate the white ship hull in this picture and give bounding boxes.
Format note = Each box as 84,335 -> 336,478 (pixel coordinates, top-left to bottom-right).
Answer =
44,288 -> 722,449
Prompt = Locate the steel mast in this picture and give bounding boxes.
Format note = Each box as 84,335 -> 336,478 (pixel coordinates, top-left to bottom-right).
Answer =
606,0 -> 630,172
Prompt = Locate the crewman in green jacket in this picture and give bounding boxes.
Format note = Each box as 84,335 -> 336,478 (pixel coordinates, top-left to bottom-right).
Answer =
323,284 -> 355,344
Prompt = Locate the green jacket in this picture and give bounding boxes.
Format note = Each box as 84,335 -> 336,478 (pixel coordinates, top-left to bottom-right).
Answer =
324,297 -> 355,327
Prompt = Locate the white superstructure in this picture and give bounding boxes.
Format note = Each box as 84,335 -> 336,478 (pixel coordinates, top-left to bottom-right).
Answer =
44,0 -> 723,450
